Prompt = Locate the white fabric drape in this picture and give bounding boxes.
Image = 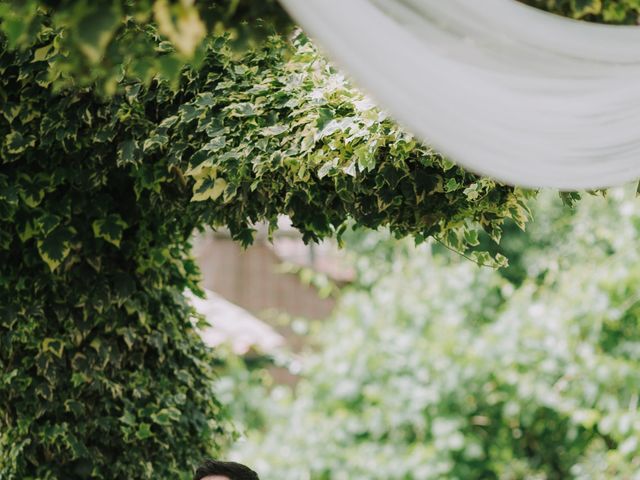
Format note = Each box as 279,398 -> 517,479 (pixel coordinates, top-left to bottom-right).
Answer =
278,0 -> 640,189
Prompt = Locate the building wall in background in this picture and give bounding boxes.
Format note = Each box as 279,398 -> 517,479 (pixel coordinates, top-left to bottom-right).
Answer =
193,233 -> 337,322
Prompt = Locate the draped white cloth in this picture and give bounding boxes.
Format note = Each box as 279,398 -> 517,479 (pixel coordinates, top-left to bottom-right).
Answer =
278,0 -> 640,189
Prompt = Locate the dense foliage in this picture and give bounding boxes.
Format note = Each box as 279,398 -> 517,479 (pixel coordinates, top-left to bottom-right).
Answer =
520,0 -> 640,23
0,38 -> 234,478
0,0 -> 289,93
228,190 -> 640,479
176,32 -> 532,260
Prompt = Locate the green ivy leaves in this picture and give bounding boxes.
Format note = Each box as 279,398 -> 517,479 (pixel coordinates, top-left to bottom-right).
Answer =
151,407 -> 182,426
0,0 -> 292,94
572,0 -> 603,17
172,32 -> 531,262
42,337 -> 65,358
191,177 -> 228,202
92,215 -> 128,248
18,174 -> 50,208
0,30 -> 236,474
521,0 -> 640,23
4,131 -> 36,154
37,226 -> 76,271
117,140 -> 139,167
136,423 -> 153,440
74,3 -> 121,65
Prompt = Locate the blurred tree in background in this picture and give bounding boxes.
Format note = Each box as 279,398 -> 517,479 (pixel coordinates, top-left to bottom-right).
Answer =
225,189 -> 640,479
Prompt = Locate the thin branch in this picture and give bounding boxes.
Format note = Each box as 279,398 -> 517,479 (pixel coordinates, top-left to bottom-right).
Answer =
433,237 -> 500,270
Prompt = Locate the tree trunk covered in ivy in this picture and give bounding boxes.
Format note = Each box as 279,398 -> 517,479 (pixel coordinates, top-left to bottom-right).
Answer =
0,44 -> 231,477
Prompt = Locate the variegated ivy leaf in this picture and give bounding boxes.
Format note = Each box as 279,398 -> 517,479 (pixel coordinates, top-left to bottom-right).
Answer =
36,213 -> 61,236
16,217 -> 36,243
37,226 -> 76,272
117,140 -> 139,167
42,338 -> 65,358
151,407 -> 181,426
570,0 -> 602,18
135,423 -> 153,440
5,131 -> 36,154
191,177 -> 227,202
92,214 -> 128,248
18,173 -> 49,208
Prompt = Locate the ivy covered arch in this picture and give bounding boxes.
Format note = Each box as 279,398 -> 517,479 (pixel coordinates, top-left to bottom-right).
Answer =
0,0 -> 633,477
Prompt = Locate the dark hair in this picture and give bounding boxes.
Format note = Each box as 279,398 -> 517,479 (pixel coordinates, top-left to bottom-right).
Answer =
194,459 -> 260,480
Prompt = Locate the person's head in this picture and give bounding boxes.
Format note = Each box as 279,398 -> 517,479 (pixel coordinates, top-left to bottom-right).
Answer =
194,459 -> 260,480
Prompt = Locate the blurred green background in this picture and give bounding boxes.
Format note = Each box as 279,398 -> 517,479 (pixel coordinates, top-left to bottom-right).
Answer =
216,188 -> 640,479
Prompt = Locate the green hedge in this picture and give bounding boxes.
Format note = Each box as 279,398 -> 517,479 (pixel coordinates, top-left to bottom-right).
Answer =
0,39 -> 232,477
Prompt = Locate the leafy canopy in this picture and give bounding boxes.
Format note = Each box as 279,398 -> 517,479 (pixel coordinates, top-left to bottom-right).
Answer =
0,0 -> 289,94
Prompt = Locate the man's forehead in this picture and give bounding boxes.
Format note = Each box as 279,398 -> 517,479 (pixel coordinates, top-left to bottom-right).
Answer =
200,476 -> 230,480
